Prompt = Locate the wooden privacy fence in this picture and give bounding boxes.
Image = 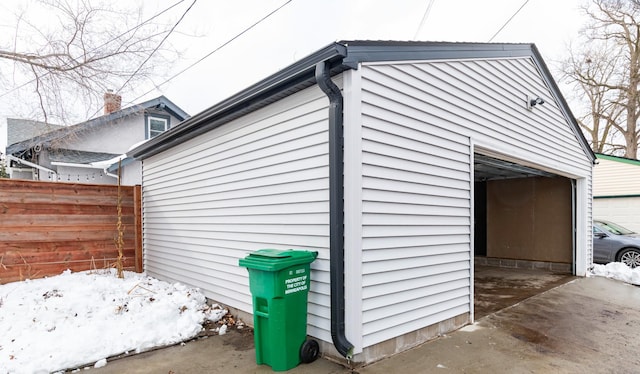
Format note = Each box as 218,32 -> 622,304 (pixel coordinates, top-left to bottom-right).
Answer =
0,179 -> 142,284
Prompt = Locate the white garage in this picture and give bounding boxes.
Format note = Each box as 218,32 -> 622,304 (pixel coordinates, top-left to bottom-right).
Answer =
130,41 -> 595,365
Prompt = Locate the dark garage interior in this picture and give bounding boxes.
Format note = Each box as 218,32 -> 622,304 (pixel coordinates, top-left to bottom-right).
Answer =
473,153 -> 576,318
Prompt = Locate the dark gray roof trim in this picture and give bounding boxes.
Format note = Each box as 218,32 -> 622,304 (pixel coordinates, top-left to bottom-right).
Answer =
130,41 -> 596,163
7,95 -> 189,155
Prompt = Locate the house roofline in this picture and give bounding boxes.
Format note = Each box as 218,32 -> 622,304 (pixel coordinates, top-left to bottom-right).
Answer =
596,153 -> 640,166
130,41 -> 596,164
6,95 -> 189,155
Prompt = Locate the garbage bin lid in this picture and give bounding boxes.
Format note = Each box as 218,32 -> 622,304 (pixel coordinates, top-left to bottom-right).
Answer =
239,249 -> 318,271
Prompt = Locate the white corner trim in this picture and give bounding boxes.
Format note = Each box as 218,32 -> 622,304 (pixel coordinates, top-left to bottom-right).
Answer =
342,68 -> 365,354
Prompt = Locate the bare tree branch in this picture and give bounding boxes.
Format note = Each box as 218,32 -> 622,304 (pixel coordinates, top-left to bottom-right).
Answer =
566,0 -> 640,158
0,0 -> 188,125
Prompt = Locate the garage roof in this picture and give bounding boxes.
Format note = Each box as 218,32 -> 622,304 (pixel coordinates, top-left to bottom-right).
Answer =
130,41 -> 596,163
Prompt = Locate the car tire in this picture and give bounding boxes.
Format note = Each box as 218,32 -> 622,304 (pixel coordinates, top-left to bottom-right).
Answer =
617,248 -> 640,268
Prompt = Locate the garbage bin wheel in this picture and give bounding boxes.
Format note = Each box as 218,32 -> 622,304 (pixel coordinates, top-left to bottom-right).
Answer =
300,339 -> 320,363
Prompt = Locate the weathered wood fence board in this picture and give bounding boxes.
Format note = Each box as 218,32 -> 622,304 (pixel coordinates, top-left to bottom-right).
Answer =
0,179 -> 142,284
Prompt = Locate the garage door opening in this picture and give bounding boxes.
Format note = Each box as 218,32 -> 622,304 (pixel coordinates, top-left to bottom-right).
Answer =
473,153 -> 576,318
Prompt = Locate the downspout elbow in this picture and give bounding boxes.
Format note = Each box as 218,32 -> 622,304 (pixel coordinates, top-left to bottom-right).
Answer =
315,60 -> 354,360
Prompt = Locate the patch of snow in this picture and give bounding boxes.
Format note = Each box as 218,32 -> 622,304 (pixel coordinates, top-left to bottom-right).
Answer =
0,269 -> 211,373
591,262 -> 640,286
93,359 -> 107,368
460,323 -> 483,332
205,304 -> 228,322
437,364 -> 447,368
219,324 -> 228,336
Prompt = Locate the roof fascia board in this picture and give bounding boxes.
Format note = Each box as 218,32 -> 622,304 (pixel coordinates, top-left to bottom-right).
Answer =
596,153 -> 640,166
340,41 -> 533,68
143,96 -> 189,121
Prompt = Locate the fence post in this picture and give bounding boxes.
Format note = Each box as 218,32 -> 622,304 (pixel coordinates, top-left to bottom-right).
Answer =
134,185 -> 143,273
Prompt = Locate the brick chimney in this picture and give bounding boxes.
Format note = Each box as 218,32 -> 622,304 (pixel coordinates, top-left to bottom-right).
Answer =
104,90 -> 122,115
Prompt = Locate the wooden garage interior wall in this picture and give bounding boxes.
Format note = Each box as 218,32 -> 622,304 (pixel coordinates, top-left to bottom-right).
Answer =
484,176 -> 572,263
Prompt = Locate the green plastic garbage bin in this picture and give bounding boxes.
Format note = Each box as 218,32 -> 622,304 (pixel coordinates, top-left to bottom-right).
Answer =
239,249 -> 319,371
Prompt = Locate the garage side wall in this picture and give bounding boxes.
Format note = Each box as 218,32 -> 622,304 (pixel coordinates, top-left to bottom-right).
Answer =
358,56 -> 593,349
360,65 -> 473,349
141,84 -> 334,342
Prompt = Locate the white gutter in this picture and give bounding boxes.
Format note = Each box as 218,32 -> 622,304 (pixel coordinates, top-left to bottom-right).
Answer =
50,161 -> 105,169
51,161 -> 119,179
91,154 -> 127,179
7,154 -> 58,181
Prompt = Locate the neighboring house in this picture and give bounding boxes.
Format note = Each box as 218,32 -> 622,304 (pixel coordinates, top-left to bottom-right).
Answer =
5,93 -> 189,185
593,153 -> 640,232
2,118 -> 65,179
129,41 -> 596,365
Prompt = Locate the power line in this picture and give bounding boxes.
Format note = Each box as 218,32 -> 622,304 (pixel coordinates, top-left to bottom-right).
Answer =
414,0 -> 436,40
0,0 -> 187,99
488,0 -> 530,42
116,0 -> 197,95
83,0 -> 199,120
129,0 -> 293,104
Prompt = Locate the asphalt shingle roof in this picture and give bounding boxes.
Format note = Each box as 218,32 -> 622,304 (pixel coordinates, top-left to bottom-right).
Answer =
7,119 -> 64,146
48,149 -> 120,164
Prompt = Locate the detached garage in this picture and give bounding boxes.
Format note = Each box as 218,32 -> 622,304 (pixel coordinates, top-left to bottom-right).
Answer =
130,41 -> 595,365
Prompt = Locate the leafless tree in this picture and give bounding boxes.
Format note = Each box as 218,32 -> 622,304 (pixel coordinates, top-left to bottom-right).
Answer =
563,0 -> 640,158
563,42 -> 625,154
0,0 -> 188,125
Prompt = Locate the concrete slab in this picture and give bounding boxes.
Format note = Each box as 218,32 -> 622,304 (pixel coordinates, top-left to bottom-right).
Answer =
89,327 -> 349,374
474,265 -> 575,318
358,276 -> 640,373
89,276 -> 640,373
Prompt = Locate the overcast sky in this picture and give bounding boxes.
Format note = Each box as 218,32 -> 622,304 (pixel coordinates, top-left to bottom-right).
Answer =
0,0 -> 588,121
130,0 -> 587,117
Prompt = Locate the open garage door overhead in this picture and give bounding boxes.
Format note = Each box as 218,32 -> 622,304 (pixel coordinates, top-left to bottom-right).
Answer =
474,153 -> 557,181
474,152 -> 574,270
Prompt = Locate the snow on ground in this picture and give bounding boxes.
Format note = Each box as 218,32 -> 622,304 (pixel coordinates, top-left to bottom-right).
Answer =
0,269 -> 227,374
591,262 -> 640,286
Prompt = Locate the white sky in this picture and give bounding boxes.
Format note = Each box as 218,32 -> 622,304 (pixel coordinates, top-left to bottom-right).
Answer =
139,0 -> 588,116
0,0 -> 588,124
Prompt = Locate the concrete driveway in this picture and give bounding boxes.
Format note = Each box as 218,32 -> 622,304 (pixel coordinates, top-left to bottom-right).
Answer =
91,276 -> 640,373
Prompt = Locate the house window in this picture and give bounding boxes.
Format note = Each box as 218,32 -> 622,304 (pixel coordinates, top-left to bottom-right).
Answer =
147,116 -> 168,138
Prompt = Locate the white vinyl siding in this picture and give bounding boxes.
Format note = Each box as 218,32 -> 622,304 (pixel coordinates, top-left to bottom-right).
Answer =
142,84 -> 333,342
593,197 -> 640,233
357,57 -> 593,347
593,157 -> 640,233
593,157 -> 640,197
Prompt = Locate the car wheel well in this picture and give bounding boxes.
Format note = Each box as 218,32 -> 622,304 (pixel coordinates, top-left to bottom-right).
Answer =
616,247 -> 640,262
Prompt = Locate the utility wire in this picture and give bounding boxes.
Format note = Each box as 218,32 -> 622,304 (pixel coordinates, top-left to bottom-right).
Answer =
414,0 -> 436,40
128,0 -> 293,104
85,0 -> 198,120
0,0 -> 187,99
488,0 -> 530,42
116,0 -> 197,95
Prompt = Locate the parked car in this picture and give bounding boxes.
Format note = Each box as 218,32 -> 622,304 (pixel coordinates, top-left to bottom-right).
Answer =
593,220 -> 640,268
